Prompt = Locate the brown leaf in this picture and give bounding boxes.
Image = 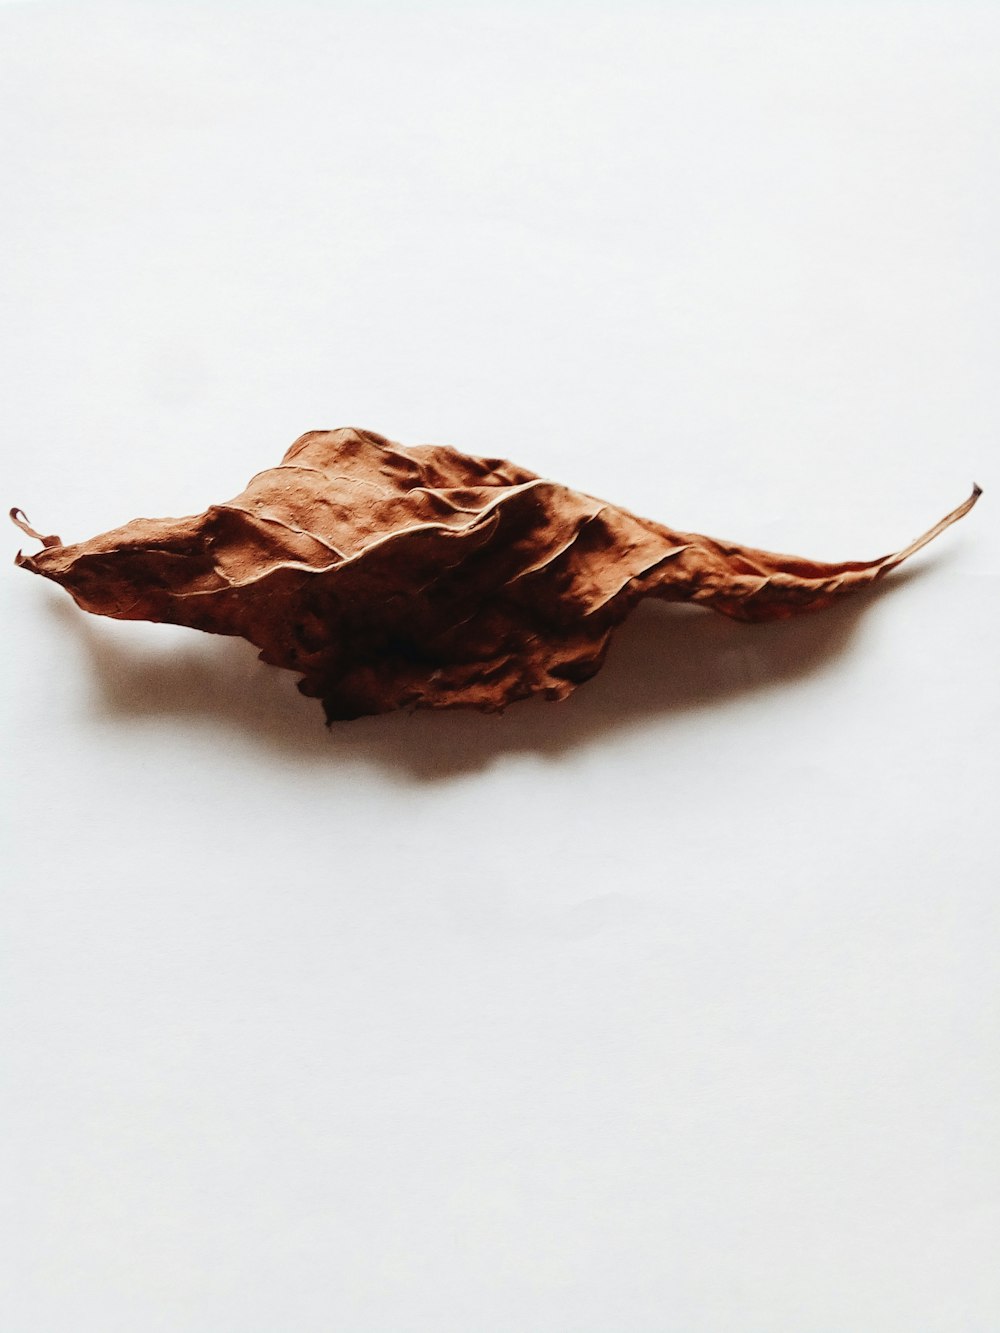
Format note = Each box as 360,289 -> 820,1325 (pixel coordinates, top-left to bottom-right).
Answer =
11,428 -> 981,721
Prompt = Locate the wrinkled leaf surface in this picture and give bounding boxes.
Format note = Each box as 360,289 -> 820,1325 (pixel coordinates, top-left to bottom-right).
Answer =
12,428 -> 980,720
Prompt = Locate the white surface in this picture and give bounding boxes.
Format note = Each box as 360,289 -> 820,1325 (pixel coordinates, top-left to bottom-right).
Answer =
2,3 -> 998,1329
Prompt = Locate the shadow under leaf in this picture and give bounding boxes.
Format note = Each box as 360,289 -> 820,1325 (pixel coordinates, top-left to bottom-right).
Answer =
45,560 -> 931,782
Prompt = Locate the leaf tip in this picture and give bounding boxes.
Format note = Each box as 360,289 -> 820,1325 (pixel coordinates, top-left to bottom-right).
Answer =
9,507 -> 61,549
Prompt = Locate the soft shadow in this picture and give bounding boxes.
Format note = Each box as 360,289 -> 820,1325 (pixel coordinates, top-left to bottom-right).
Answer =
42,556 -> 940,781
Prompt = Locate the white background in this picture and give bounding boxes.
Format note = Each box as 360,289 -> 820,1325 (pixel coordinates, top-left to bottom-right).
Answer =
2,3 -> 998,1329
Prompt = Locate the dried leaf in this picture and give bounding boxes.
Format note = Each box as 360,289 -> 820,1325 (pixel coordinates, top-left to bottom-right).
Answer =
11,428 -> 981,720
